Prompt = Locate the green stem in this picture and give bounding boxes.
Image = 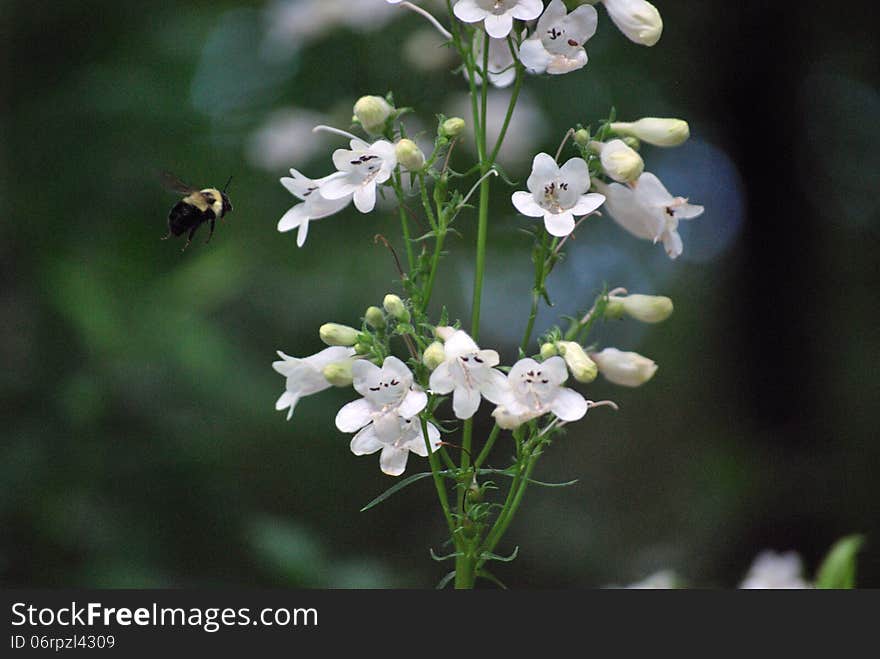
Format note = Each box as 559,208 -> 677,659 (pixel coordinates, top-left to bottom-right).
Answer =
420,416 -> 456,537
473,424 -> 501,471
488,58 -> 523,166
520,232 -> 549,354
393,171 -> 415,272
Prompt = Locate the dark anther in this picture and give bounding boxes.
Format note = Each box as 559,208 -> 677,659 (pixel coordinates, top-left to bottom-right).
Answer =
541,379 -> 549,384
666,207 -> 676,217
461,356 -> 469,362
390,379 -> 400,386
560,182 -> 569,190
473,356 -> 484,363
369,386 -> 381,391
568,39 -> 578,47
548,27 -> 562,40
526,379 -> 533,384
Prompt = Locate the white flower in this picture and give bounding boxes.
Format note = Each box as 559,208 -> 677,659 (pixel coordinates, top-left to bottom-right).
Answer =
518,0 -> 598,75
278,170 -> 352,247
512,153 -> 605,237
491,356 -> 589,429
273,346 -> 356,420
350,415 -> 442,476
336,356 -> 437,476
597,139 -> 644,183
600,0 -> 663,47
470,32 -> 517,88
610,117 -> 690,147
740,551 -> 811,589
428,330 -> 509,419
453,0 -> 543,39
591,348 -> 657,387
595,172 -> 704,259
320,138 -> 398,213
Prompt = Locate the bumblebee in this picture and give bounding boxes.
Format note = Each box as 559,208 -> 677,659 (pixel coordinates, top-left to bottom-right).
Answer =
161,172 -> 233,250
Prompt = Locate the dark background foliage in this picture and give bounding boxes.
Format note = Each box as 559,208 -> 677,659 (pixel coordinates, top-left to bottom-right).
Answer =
1,0 -> 877,588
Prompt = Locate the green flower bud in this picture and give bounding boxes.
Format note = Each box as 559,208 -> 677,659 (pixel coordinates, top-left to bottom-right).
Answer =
557,341 -> 598,383
322,360 -> 354,387
609,294 -> 674,323
540,342 -> 559,360
354,342 -> 371,355
622,136 -> 641,150
441,117 -> 465,138
422,341 -> 446,371
610,118 -> 690,147
395,138 -> 426,172
364,306 -> 386,329
353,95 -> 393,135
573,128 -> 590,146
383,294 -> 410,322
319,322 -> 360,347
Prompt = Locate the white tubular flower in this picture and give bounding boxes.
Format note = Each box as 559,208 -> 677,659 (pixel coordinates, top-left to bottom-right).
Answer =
350,415 -> 442,476
607,294 -> 673,323
320,138 -> 398,213
336,356 -> 436,477
453,0 -> 543,39
740,551 -> 811,589
428,329 -> 508,419
518,0 -> 598,75
610,117 -> 690,147
597,139 -> 644,183
470,33 -> 517,88
278,170 -> 352,247
595,172 -> 704,259
491,356 -> 588,429
591,348 -> 657,387
512,153 -> 605,237
601,0 -> 663,47
273,346 -> 356,420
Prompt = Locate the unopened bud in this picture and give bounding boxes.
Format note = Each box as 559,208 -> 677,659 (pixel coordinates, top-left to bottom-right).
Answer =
592,348 -> 657,387
354,95 -> 393,135
610,117 -> 690,147
540,343 -> 559,360
422,341 -> 447,371
383,294 -> 410,322
573,128 -> 590,147
322,360 -> 354,386
599,139 -> 645,183
319,323 -> 360,347
441,117 -> 465,138
557,341 -> 598,383
395,138 -> 426,172
434,325 -> 456,341
622,136 -> 641,150
603,0 -> 663,47
608,294 -> 673,323
364,306 -> 386,329
354,342 -> 371,355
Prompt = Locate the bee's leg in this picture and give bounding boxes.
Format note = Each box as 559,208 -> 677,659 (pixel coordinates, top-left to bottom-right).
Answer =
161,230 -> 171,240
182,225 -> 198,251
205,218 -> 216,244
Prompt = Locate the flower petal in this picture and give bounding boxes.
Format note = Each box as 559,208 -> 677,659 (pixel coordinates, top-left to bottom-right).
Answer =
353,183 -> 377,213
662,229 -> 683,259
511,0 -> 544,21
479,368 -> 510,405
544,210 -> 576,237
277,204 -> 308,233
483,12 -> 514,39
541,355 -> 568,385
518,38 -> 551,74
352,360 -> 382,398
526,153 -> 559,196
559,157 -> 591,195
296,218 -> 310,247
549,387 -> 588,421
452,385 -> 482,419
380,445 -> 409,476
335,398 -> 373,432
444,330 -> 479,358
512,190 -> 545,218
453,0 -> 486,23
570,192 -> 605,216
399,389 -> 428,418
350,425 -> 384,455
319,174 -> 358,200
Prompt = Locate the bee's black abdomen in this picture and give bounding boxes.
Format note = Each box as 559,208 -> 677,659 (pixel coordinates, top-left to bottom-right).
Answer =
168,201 -> 212,236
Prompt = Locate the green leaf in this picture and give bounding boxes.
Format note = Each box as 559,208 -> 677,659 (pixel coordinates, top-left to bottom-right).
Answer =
436,571 -> 456,589
815,534 -> 865,589
360,472 -> 435,512
477,568 -> 508,589
430,548 -> 462,562
477,468 -> 578,488
480,546 -> 519,563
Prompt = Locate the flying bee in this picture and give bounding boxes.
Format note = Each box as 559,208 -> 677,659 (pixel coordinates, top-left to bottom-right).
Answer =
161,171 -> 234,250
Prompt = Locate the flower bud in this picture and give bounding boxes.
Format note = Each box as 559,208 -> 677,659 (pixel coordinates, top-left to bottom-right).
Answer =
599,139 -> 645,183
354,342 -> 371,355
610,117 -> 690,147
319,323 -> 360,347
557,341 -> 598,383
353,95 -> 393,135
602,0 -> 663,47
422,341 -> 446,371
573,128 -> 591,147
441,117 -> 465,138
591,347 -> 657,387
609,294 -> 673,323
434,325 -> 456,341
322,360 -> 354,387
383,294 -> 410,322
395,138 -> 426,172
622,136 -> 641,150
364,306 -> 386,329
540,342 -> 559,360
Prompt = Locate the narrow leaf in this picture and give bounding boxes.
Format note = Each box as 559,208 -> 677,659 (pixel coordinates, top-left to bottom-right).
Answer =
360,472 -> 435,512
815,534 -> 865,589
436,571 -> 456,590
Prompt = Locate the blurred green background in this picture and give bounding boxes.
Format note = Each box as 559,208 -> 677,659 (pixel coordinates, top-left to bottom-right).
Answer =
2,0 -> 878,588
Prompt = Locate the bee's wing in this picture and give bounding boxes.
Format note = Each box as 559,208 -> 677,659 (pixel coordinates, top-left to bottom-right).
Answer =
160,171 -> 198,195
